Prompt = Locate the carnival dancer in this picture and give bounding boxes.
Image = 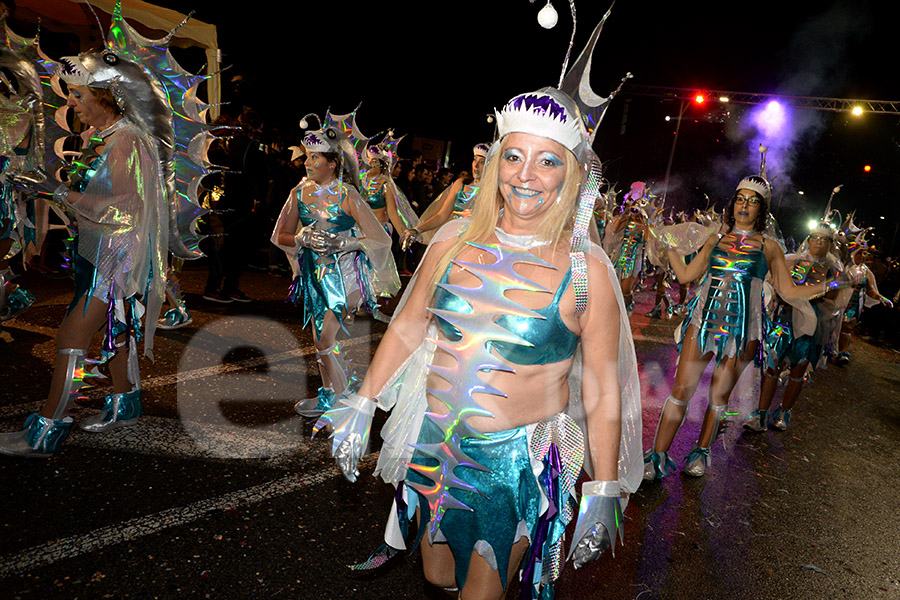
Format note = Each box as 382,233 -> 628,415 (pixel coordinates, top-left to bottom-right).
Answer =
0,25 -> 46,326
608,181 -> 650,314
0,6 -> 210,456
643,153 -> 853,480
361,131 -> 418,236
400,143 -> 490,250
273,115 -> 399,418
313,14 -> 641,598
832,232 -> 892,365
745,215 -> 843,432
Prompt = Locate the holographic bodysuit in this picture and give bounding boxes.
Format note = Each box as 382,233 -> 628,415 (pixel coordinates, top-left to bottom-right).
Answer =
614,215 -> 645,280
451,184 -> 479,219
766,255 -> 839,369
679,234 -> 769,362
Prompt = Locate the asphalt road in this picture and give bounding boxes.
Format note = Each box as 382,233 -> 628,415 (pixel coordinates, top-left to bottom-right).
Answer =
1,265 -> 898,600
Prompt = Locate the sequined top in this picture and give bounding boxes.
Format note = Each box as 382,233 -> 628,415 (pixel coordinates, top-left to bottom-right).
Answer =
452,185 -> 479,220
432,262 -> 578,365
679,235 -> 769,361
614,216 -> 645,279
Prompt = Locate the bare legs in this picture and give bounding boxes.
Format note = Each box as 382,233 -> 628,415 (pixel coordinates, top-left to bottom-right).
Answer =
419,516 -> 529,600
312,310 -> 348,395
647,324 -> 760,477
41,295 -> 130,419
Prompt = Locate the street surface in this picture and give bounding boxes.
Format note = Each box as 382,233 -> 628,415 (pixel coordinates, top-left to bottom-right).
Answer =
1,266 -> 898,599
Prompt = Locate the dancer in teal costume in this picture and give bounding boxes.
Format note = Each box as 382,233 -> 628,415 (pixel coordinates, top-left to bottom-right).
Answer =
643,161 -> 850,480
745,220 -> 844,433
313,14 -> 643,598
273,119 -> 398,418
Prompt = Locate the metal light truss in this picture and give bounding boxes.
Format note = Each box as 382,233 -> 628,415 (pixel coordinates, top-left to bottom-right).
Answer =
622,84 -> 900,115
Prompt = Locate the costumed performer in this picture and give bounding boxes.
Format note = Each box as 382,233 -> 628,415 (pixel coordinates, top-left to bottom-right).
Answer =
400,142 -> 490,250
0,63 -> 166,455
832,231 -> 891,366
362,131 -> 418,236
607,181 -> 649,314
744,209 -> 843,433
642,153 -> 856,480
273,115 -> 399,419
313,14 -> 642,599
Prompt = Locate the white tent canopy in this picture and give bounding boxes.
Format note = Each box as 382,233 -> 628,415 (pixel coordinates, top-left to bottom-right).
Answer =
15,0 -> 220,118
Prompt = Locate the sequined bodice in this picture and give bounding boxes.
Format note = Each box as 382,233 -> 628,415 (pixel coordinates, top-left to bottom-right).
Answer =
694,238 -> 768,348
433,262 -> 578,365
452,185 -> 479,219
297,181 -> 356,234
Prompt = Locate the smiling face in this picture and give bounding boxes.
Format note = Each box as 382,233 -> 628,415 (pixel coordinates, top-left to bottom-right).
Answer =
304,151 -> 338,184
498,132 -> 568,222
733,188 -> 762,229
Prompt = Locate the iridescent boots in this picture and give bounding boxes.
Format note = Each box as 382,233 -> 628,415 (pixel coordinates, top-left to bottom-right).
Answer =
0,413 -> 73,457
80,389 -> 143,432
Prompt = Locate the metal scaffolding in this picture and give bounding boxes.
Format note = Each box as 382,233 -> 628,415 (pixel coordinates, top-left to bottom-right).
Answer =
622,84 -> 900,115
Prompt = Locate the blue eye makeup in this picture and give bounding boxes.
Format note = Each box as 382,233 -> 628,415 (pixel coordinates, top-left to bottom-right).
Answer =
539,153 -> 563,167
502,149 -> 524,161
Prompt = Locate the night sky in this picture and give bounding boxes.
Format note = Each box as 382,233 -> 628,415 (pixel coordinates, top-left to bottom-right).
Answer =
15,0 -> 900,251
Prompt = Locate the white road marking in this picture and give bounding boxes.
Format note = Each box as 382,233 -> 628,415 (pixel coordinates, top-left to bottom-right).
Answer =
0,453 -> 378,579
0,332 -> 384,419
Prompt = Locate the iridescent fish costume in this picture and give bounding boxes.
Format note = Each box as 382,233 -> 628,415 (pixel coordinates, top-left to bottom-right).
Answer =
283,178 -> 397,336
613,214 -> 645,280
677,233 -> 769,363
765,252 -> 841,370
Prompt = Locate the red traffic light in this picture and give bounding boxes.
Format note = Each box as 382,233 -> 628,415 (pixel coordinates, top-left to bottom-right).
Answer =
694,94 -> 705,104
864,164 -> 872,172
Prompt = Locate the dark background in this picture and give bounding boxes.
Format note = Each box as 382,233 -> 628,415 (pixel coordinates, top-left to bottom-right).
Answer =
9,0 -> 900,252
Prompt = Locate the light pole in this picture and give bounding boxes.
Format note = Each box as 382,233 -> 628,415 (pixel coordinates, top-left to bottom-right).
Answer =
662,98 -> 689,204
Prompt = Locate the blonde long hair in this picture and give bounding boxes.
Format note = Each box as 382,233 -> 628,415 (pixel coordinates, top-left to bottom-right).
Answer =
425,135 -> 585,293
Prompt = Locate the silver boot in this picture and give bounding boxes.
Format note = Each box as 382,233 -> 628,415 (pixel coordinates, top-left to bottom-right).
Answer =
770,407 -> 791,431
683,445 -> 711,477
0,413 -> 73,457
743,410 -> 769,433
80,389 -> 142,432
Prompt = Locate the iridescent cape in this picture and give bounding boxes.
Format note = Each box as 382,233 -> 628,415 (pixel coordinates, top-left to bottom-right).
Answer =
372,218 -> 642,543
63,119 -> 167,357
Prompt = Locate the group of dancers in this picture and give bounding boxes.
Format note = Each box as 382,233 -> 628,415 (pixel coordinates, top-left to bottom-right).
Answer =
0,4 -> 892,599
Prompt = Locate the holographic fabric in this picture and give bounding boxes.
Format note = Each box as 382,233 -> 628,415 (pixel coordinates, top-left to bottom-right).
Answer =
363,176 -> 387,210
767,255 -> 840,370
63,120 -> 166,358
432,264 -> 578,366
451,185 -> 479,220
613,216 -> 645,280
279,179 -> 399,337
678,235 -> 769,363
